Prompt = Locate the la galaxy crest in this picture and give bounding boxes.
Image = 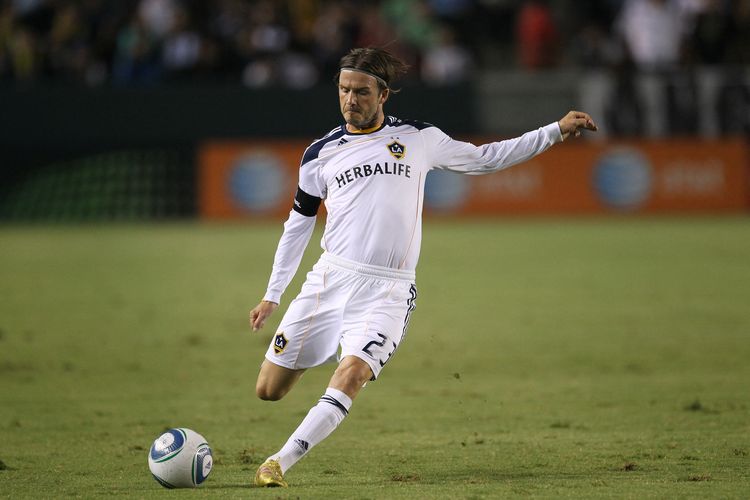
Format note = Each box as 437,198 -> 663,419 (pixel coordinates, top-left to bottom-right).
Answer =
387,140 -> 406,160
273,332 -> 288,354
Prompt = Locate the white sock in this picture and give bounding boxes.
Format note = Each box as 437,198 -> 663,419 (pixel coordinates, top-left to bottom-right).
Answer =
267,387 -> 353,473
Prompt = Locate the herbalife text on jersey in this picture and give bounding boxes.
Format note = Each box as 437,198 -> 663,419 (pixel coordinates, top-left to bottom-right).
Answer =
335,162 -> 412,188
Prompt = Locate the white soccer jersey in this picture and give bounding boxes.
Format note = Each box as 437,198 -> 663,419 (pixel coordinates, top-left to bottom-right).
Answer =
263,116 -> 562,303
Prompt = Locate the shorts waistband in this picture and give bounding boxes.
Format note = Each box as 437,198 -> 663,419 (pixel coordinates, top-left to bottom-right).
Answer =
319,252 -> 416,282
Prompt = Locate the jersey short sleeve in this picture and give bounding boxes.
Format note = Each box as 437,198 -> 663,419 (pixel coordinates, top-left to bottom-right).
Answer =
298,126 -> 345,199
298,156 -> 326,200
292,157 -> 325,217
293,132 -> 339,217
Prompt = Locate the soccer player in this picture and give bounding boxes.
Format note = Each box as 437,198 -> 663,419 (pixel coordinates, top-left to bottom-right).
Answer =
249,47 -> 597,487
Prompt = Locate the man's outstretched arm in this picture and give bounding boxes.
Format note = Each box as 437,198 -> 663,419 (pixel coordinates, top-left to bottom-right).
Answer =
428,110 -> 598,175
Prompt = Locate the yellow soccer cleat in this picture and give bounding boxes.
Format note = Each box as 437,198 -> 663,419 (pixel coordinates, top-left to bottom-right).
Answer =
254,459 -> 288,488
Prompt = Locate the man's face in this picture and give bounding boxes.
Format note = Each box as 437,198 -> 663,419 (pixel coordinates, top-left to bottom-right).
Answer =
338,70 -> 387,131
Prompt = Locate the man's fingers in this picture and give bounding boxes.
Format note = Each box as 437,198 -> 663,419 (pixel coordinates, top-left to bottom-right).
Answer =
562,114 -> 598,139
250,309 -> 263,331
249,301 -> 277,332
567,111 -> 597,130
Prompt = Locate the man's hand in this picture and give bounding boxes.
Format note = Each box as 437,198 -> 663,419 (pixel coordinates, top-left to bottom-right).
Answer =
250,300 -> 278,332
558,110 -> 598,141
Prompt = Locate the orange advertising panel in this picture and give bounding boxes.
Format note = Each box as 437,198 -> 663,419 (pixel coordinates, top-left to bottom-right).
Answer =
199,140 -> 308,219
425,139 -> 749,215
199,138 -> 749,218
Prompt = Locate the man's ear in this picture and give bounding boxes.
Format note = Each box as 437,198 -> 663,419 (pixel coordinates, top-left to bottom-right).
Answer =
380,88 -> 390,105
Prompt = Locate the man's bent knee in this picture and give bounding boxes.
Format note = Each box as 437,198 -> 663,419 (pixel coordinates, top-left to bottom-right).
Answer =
255,360 -> 304,401
255,382 -> 285,401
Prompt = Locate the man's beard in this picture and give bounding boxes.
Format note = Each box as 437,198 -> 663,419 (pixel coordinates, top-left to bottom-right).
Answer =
346,109 -> 377,129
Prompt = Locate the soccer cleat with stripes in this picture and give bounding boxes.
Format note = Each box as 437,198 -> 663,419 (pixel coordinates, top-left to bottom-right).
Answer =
254,459 -> 288,488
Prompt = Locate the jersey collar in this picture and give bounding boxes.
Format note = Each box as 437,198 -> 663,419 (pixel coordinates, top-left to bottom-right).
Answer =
342,119 -> 388,135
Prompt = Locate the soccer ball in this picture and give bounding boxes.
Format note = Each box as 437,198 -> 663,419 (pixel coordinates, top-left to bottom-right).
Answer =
148,428 -> 213,488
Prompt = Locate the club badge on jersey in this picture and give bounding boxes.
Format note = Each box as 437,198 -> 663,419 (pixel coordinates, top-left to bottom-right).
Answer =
387,141 -> 406,160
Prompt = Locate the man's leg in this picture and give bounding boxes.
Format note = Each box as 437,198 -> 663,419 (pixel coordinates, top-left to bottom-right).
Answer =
327,355 -> 372,398
255,360 -> 306,401
255,356 -> 371,487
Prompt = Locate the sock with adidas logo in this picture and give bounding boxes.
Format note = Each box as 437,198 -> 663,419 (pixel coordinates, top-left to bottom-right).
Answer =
267,387 -> 353,473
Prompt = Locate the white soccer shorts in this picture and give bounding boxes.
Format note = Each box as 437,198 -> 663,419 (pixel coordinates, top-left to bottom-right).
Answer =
265,252 -> 417,380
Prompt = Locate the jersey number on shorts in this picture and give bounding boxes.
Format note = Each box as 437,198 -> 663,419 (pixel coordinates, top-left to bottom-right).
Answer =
362,333 -> 397,367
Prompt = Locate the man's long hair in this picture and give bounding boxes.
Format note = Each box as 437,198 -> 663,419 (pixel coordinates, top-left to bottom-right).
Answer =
336,48 -> 409,93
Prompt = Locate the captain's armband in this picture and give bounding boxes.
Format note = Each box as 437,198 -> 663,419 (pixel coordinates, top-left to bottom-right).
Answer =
292,187 -> 322,216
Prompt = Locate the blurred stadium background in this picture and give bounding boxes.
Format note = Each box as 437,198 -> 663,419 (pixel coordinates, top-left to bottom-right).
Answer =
1,0 -> 748,221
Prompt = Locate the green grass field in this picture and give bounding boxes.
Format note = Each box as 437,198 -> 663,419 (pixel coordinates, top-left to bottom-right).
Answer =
1,218 -> 749,499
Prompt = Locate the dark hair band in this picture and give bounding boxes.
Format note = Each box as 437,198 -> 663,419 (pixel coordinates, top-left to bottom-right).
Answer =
340,67 -> 389,89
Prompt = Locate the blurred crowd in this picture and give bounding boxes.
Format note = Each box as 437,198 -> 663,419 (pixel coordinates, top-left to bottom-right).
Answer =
0,0 -> 749,87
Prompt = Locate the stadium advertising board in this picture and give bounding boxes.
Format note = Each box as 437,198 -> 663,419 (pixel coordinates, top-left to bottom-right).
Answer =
199,139 -> 749,218
199,141 -> 302,219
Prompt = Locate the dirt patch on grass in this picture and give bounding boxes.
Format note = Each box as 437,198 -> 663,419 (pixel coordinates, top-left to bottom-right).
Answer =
238,448 -> 264,465
684,400 -> 719,414
391,473 -> 420,482
0,361 -> 35,373
185,333 -> 204,346
687,473 -> 711,482
550,420 -> 571,429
